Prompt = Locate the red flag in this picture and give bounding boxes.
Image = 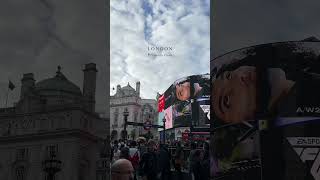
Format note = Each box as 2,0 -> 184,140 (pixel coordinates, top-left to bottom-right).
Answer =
158,95 -> 165,112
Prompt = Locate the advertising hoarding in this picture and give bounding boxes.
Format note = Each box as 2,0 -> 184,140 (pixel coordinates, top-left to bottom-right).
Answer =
164,106 -> 173,129
211,41 -> 320,179
161,74 -> 210,127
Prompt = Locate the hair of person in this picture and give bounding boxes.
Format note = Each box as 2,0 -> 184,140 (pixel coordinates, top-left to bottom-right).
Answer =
147,139 -> 156,147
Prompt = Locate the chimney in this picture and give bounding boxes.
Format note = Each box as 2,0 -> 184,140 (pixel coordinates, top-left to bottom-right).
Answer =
116,85 -> 121,93
136,81 -> 140,96
20,73 -> 35,100
83,63 -> 97,112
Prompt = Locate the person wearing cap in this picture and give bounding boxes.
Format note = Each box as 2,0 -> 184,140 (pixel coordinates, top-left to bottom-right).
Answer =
111,159 -> 134,180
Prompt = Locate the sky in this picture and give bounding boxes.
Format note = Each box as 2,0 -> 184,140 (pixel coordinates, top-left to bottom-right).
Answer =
212,0 -> 320,58
0,0 -> 108,114
110,0 -> 210,99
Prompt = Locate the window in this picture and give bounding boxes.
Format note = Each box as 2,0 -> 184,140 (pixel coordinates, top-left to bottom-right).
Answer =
46,145 -> 58,159
45,174 -> 56,180
96,173 -> 106,180
114,113 -> 118,127
16,148 -> 28,161
114,108 -> 119,127
134,112 -> 138,122
16,166 -> 26,180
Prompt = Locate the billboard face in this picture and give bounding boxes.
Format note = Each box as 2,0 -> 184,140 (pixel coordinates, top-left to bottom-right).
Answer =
164,74 -> 210,109
210,41 -> 320,179
162,74 -> 210,126
164,106 -> 173,129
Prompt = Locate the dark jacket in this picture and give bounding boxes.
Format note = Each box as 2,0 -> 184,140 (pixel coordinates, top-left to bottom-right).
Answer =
139,151 -> 159,180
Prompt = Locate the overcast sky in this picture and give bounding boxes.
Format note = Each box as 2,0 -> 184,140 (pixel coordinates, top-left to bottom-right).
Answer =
110,0 -> 210,99
0,0 -> 107,113
212,0 -> 320,58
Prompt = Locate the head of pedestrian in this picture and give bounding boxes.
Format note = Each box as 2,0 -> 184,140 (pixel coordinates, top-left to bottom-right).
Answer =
120,146 -> 130,160
147,139 -> 157,152
111,159 -> 134,180
130,141 -> 137,148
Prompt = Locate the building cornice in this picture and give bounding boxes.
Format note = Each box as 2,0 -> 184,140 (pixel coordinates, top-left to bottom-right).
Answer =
0,106 -> 101,119
0,129 -> 103,144
110,102 -> 141,107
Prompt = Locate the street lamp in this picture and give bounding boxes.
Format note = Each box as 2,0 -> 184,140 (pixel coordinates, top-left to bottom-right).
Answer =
123,109 -> 129,141
42,155 -> 62,180
162,117 -> 166,144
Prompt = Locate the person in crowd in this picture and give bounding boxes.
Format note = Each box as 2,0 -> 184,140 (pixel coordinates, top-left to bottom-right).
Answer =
120,146 -> 130,160
111,159 -> 134,180
138,140 -> 159,180
191,150 -> 202,180
173,142 -> 184,180
158,144 -> 172,180
188,142 -> 197,175
137,139 -> 147,159
128,141 -> 139,180
200,142 -> 210,180
113,143 -> 121,163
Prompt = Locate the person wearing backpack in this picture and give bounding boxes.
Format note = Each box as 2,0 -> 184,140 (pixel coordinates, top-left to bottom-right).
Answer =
128,141 -> 140,180
138,140 -> 159,180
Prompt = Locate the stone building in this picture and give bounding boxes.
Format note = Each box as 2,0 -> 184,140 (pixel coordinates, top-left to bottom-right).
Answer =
110,82 -> 158,141
0,63 -> 109,180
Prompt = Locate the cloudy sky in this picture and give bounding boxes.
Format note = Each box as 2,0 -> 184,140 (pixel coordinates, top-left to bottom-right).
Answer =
212,0 -> 320,58
110,0 -> 210,99
0,0 -> 107,113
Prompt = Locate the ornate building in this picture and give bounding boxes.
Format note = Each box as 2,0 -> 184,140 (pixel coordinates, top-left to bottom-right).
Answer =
110,82 -> 158,141
0,63 -> 109,180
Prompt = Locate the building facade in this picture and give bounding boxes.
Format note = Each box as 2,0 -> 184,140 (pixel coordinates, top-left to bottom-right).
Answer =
110,82 -> 158,141
0,64 -> 110,180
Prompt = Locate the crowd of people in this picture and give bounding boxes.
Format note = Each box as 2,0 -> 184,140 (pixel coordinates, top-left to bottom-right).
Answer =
110,138 -> 210,180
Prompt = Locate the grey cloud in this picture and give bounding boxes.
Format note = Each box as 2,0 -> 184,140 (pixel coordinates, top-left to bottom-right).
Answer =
213,0 -> 320,58
0,0 -> 108,114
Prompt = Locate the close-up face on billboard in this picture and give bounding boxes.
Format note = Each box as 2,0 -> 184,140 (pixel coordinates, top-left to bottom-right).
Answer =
162,74 -> 210,126
211,40 -> 320,179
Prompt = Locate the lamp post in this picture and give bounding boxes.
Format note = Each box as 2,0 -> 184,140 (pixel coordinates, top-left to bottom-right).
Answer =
162,117 -> 166,144
123,109 -> 129,141
42,155 -> 62,180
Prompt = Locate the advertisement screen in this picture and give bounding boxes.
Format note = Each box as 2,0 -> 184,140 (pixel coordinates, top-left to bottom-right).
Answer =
158,112 -> 165,131
164,106 -> 173,129
162,74 -> 210,126
211,41 -> 320,179
164,74 -> 210,109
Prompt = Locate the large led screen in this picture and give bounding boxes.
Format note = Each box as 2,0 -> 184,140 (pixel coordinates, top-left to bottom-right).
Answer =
211,41 -> 320,180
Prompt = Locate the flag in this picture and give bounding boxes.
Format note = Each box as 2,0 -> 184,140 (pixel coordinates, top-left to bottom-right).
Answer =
158,95 -> 165,112
8,80 -> 15,90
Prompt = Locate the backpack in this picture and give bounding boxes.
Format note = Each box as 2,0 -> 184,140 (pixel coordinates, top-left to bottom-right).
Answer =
129,151 -> 140,169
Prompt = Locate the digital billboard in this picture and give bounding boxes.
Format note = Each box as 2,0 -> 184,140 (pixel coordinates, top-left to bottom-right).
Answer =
211,40 -> 320,179
164,106 -> 173,129
160,74 -> 210,126
158,111 -> 164,131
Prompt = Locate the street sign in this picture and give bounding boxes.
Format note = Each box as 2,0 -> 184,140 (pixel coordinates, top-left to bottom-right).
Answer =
143,120 -> 152,131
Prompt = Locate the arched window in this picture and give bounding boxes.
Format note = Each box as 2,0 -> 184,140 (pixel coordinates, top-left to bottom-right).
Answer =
134,112 -> 138,122
15,166 -> 26,180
